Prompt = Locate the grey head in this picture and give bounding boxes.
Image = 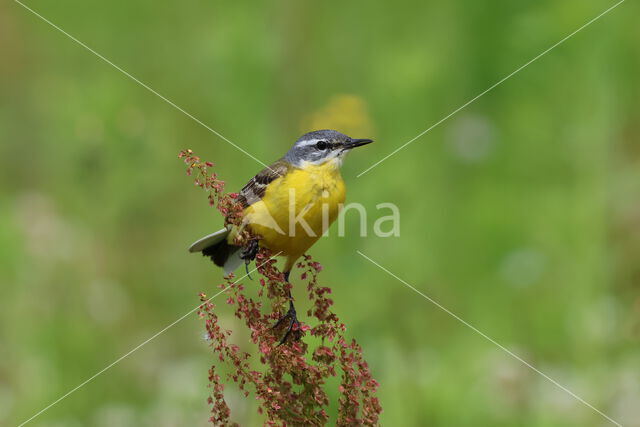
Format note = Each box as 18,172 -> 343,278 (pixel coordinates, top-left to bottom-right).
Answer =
284,129 -> 373,167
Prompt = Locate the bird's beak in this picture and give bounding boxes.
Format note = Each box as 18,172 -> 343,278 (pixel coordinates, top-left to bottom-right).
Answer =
342,138 -> 373,151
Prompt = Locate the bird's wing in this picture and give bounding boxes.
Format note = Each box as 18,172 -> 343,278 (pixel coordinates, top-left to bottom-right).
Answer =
237,159 -> 290,208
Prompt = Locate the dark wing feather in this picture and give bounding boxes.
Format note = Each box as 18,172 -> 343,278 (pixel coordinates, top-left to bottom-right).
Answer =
237,159 -> 290,208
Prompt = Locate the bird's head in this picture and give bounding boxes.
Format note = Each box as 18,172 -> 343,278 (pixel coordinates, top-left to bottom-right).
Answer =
284,129 -> 373,167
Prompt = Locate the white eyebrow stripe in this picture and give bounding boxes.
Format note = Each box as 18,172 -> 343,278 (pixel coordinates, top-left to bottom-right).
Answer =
297,138 -> 322,147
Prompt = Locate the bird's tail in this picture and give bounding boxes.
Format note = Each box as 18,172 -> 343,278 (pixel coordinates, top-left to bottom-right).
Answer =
189,228 -> 243,275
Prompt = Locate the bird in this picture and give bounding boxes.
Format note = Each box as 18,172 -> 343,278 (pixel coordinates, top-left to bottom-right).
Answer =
189,129 -> 373,342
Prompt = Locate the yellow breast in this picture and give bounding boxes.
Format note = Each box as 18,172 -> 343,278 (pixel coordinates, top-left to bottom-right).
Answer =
243,159 -> 346,258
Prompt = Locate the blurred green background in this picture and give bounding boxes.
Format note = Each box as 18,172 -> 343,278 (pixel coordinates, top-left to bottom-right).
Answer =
1,0 -> 639,425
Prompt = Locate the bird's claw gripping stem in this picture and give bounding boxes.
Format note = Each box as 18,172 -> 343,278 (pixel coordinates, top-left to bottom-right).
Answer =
240,239 -> 259,279
273,300 -> 301,345
240,239 -> 259,262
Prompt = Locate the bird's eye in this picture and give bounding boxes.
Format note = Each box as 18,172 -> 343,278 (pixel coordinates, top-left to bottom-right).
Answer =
316,141 -> 328,150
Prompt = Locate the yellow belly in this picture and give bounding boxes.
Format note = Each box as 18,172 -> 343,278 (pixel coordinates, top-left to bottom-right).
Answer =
242,160 -> 345,264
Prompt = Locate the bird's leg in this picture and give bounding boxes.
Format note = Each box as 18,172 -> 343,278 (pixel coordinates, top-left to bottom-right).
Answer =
272,271 -> 302,345
240,239 -> 259,279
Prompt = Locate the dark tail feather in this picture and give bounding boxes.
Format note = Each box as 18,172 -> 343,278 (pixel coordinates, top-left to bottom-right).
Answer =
190,229 -> 243,274
202,239 -> 237,267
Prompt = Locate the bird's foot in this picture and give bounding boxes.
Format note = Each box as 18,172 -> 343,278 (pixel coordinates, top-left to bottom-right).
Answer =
240,239 -> 259,279
240,239 -> 259,261
272,301 -> 302,345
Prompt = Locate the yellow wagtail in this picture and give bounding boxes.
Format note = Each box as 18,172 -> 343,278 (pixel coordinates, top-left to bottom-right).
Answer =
189,129 -> 372,341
